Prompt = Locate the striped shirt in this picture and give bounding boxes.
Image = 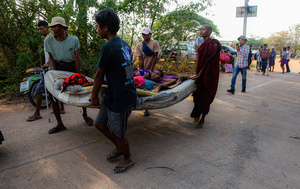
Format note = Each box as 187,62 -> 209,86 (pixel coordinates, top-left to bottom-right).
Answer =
235,44 -> 250,68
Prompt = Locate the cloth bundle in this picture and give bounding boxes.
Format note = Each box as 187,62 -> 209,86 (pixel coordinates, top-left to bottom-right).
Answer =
61,73 -> 93,91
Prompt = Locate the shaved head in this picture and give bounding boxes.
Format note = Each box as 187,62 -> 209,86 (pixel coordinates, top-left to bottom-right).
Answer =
202,24 -> 213,32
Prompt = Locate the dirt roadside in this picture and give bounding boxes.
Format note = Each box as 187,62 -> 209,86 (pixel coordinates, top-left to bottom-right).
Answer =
0,59 -> 299,188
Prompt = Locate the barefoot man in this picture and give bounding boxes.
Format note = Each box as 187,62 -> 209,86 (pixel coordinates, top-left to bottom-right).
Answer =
191,24 -> 221,128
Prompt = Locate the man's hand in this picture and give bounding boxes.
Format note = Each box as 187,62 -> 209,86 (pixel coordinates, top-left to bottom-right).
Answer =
89,96 -> 100,106
42,62 -> 50,70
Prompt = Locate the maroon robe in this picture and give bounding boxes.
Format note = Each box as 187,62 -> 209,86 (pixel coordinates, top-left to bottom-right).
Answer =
191,38 -> 221,118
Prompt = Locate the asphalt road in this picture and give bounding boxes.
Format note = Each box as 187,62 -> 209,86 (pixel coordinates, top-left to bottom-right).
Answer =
0,59 -> 299,189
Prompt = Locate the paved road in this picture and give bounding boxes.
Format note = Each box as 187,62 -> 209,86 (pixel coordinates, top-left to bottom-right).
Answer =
0,59 -> 299,188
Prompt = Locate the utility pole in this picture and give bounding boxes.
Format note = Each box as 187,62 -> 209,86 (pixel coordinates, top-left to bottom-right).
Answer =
243,0 -> 249,36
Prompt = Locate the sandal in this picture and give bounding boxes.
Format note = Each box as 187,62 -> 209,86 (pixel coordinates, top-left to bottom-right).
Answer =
106,149 -> 123,161
48,126 -> 67,134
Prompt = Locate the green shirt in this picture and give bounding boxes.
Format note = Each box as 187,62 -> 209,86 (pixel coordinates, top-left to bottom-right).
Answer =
45,34 -> 79,63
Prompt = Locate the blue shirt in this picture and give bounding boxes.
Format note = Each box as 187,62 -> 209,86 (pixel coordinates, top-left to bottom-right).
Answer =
141,79 -> 156,90
97,37 -> 137,112
235,44 -> 250,68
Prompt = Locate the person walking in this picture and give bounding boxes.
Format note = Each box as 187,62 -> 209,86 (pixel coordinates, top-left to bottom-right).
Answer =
227,35 -> 250,94
269,47 -> 276,72
286,46 -> 291,72
191,24 -> 221,128
45,16 -> 93,134
26,21 -> 52,122
280,47 -> 288,73
260,44 -> 270,75
135,27 -> 160,116
90,8 -> 137,173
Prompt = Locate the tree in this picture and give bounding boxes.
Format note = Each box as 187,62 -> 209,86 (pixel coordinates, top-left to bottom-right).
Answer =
153,8 -> 219,50
288,24 -> 300,53
265,31 -> 289,53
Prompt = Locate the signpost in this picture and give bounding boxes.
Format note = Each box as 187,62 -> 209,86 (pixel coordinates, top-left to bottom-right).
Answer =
236,0 -> 257,37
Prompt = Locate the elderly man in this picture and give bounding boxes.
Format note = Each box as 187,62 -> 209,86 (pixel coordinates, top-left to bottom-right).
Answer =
44,16 -> 93,134
227,35 -> 250,94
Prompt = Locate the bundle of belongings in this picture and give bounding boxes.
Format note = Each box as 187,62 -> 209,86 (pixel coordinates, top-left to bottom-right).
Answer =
54,73 -> 93,93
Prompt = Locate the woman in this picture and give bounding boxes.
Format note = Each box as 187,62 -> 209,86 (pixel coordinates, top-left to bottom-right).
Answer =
280,47 -> 288,74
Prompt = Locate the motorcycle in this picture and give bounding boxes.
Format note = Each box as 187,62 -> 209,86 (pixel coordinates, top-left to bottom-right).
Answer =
20,67 -> 51,108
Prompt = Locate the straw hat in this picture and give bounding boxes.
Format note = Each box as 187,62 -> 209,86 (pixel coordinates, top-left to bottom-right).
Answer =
49,17 -> 68,28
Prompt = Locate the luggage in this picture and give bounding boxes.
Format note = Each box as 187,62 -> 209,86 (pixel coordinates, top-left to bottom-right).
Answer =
224,63 -> 233,73
220,53 -> 231,63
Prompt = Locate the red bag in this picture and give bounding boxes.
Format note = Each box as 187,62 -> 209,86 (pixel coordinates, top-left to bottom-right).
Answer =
220,53 -> 231,63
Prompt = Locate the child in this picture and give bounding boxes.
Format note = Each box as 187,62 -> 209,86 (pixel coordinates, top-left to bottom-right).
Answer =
280,47 -> 288,74
135,69 -> 176,90
90,8 -> 136,174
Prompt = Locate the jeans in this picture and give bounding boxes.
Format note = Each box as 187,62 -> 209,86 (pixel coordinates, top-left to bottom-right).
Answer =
286,59 -> 290,72
230,66 -> 247,91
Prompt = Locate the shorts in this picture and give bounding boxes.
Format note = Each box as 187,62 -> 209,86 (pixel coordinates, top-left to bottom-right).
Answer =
35,77 -> 45,94
95,103 -> 131,139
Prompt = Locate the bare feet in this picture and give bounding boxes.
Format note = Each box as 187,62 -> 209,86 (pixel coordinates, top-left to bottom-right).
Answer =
83,115 -> 94,126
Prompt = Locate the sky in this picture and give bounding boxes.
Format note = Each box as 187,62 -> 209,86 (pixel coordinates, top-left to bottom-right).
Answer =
177,0 -> 300,41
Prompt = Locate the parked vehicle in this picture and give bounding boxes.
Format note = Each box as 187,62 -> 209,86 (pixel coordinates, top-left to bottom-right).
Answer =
20,68 -> 51,108
162,44 -> 197,61
222,45 -> 237,56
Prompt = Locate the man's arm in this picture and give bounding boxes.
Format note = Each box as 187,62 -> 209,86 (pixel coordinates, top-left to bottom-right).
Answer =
138,56 -> 144,70
47,52 -> 56,70
90,67 -> 106,106
192,43 -> 219,82
150,52 -> 158,71
75,49 -> 81,73
238,46 -> 250,57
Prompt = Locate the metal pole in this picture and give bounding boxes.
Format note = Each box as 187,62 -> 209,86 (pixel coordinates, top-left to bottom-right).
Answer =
243,0 -> 248,36
43,70 -> 50,123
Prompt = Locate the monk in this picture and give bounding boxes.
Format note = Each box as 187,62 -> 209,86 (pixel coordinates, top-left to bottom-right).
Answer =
191,24 -> 221,128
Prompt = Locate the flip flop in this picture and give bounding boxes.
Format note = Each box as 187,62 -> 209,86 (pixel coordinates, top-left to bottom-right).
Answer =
27,116 -> 42,122
48,126 -> 67,134
113,163 -> 135,174
106,150 -> 123,161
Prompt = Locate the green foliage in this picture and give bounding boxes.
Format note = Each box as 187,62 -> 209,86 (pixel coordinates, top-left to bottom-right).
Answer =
0,0 -> 215,96
246,35 -> 265,49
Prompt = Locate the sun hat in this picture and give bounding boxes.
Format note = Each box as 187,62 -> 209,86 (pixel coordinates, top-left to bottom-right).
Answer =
49,17 -> 68,28
238,35 -> 247,41
141,27 -> 152,34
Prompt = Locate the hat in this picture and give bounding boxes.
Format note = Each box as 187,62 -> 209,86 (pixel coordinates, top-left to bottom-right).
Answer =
238,35 -> 247,41
141,27 -> 152,34
49,17 -> 68,28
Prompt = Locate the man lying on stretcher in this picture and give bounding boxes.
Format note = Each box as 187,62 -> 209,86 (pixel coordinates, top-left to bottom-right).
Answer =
134,69 -> 176,90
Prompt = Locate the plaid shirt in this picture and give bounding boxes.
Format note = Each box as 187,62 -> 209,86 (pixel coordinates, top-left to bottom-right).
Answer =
235,44 -> 250,68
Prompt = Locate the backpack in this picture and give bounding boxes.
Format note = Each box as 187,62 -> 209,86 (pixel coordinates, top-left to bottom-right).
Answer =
220,53 -> 231,63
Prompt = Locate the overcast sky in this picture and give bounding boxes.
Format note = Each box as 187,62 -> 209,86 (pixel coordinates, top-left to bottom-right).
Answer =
177,0 -> 300,41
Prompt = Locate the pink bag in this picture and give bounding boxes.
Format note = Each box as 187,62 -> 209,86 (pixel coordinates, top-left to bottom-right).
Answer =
224,63 -> 233,73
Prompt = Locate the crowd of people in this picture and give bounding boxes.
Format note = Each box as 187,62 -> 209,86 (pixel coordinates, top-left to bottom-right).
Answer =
25,8 -> 295,174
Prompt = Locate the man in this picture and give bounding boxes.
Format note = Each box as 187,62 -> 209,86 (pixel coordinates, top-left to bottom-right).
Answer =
90,8 -> 136,173
45,17 -> 93,134
260,44 -> 270,75
269,47 -> 276,72
135,27 -> 160,116
136,27 -> 160,71
26,21 -> 52,122
191,24 -> 221,128
247,44 -> 252,69
227,35 -> 250,94
286,46 -> 291,72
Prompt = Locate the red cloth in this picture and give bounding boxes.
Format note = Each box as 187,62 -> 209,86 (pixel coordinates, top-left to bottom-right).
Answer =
61,73 -> 93,91
191,38 -> 221,117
